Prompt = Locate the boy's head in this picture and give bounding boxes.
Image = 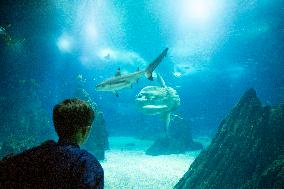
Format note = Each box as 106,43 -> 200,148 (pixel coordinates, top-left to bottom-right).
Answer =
53,99 -> 95,144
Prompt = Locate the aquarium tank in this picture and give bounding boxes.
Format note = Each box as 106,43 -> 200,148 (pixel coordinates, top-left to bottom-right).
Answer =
0,0 -> 284,188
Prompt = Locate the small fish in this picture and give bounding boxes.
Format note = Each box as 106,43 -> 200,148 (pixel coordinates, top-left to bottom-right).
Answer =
95,48 -> 168,97
0,26 -> 6,35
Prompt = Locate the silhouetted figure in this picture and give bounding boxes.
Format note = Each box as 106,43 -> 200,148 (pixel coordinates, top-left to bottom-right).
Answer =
0,99 -> 104,189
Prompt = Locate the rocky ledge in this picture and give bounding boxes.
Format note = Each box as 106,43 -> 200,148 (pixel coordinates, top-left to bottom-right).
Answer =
146,116 -> 203,156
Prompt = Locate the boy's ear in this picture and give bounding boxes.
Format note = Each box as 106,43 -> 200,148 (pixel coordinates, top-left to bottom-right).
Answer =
82,126 -> 91,135
82,127 -> 87,135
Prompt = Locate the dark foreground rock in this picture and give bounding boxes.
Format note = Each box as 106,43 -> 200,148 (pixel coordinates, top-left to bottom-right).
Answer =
175,89 -> 284,189
146,116 -> 203,155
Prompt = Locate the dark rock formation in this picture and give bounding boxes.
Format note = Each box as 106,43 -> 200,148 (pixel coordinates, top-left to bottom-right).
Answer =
74,77 -> 109,160
0,79 -> 52,159
175,89 -> 284,189
257,157 -> 284,189
146,116 -> 203,155
86,111 -> 109,160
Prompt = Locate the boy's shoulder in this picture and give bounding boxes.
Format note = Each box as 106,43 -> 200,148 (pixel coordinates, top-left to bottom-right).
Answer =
1,140 -> 56,162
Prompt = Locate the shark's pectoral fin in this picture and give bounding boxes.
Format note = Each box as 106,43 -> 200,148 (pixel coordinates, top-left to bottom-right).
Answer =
113,91 -> 119,97
161,112 -> 171,136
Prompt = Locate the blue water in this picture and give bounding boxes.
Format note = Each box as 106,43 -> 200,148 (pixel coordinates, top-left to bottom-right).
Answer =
1,0 -> 283,154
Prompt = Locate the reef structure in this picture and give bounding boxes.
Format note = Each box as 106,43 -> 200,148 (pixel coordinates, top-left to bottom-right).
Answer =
175,89 -> 284,189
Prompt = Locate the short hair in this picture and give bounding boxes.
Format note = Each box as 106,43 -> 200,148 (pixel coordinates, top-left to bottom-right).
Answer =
53,99 -> 95,138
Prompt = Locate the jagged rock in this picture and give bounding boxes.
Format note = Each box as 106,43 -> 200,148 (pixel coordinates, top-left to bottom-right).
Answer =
175,88 -> 284,189
146,116 -> 203,156
257,158 -> 284,189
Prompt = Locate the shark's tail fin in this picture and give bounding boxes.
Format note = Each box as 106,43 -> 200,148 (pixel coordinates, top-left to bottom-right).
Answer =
145,48 -> 168,81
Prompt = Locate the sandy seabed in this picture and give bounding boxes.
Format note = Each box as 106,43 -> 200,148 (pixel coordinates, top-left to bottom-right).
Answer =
93,137 -> 201,189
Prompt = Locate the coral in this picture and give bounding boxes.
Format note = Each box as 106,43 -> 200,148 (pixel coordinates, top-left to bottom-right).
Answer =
175,89 -> 284,189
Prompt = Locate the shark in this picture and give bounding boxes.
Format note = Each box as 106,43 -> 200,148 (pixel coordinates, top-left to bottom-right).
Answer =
135,73 -> 180,135
95,48 -> 168,97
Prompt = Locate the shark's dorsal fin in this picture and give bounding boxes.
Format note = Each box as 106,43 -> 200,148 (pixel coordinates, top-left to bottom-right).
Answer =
115,68 -> 121,77
157,73 -> 166,87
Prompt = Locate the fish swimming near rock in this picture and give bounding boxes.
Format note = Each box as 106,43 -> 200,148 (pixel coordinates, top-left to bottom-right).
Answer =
135,73 -> 180,135
95,48 -> 168,97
